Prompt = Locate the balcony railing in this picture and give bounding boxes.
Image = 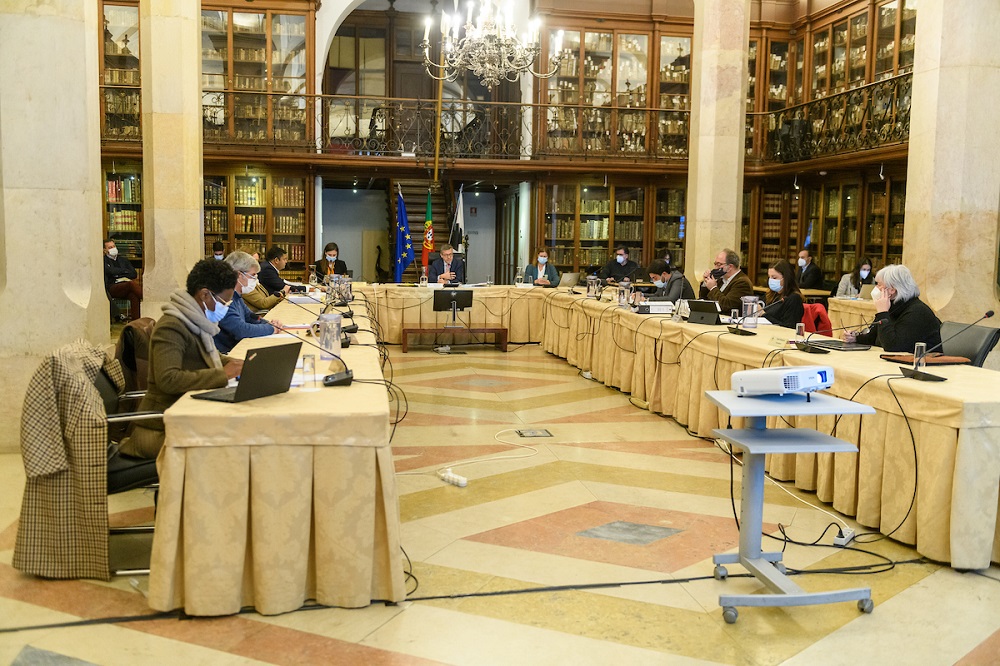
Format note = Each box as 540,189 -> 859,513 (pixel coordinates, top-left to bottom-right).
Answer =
747,73 -> 912,163
102,73 -> 912,165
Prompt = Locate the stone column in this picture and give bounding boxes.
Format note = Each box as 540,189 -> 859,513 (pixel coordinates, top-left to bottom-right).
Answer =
905,0 -> 1000,367
0,3 -> 105,452
139,0 -> 203,316
685,0 -> 751,282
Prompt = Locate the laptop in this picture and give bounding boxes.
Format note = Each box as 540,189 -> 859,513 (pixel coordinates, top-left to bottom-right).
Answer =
686,299 -> 723,325
858,284 -> 875,299
558,272 -> 581,289
192,341 -> 303,403
801,338 -> 872,352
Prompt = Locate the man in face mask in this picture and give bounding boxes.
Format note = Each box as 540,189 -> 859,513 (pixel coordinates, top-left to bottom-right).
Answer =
598,246 -> 640,284
796,245 -> 824,290
699,248 -> 755,314
211,241 -> 226,260
214,251 -> 286,354
646,258 -> 695,303
104,238 -> 142,322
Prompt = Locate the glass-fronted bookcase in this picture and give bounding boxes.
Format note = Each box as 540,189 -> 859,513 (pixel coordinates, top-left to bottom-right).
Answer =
103,161 -> 144,271
202,170 -> 313,280
201,7 -> 312,145
100,2 -> 141,141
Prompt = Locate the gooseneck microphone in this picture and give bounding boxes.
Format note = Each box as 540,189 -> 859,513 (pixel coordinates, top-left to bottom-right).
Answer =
901,310 -> 995,382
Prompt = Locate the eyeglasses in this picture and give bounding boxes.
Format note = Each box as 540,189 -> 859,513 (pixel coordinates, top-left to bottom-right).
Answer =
241,271 -> 258,279
212,292 -> 233,307
713,261 -> 727,268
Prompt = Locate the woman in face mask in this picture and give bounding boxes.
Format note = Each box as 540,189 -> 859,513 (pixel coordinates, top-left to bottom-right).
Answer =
843,264 -> 942,352
836,257 -> 875,298
523,248 -> 560,287
315,242 -> 347,279
213,251 -> 286,354
118,259 -> 244,459
763,259 -> 804,329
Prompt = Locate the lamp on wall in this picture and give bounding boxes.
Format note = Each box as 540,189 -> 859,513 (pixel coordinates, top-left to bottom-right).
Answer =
421,1 -> 564,89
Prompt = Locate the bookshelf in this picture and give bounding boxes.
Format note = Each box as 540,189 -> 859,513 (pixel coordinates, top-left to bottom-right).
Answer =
875,0 -> 917,81
766,40 -> 789,111
653,187 -> 685,270
864,178 -> 906,267
100,2 -> 141,140
657,35 -> 691,157
103,163 -> 143,271
202,171 -> 313,280
616,33 -> 649,154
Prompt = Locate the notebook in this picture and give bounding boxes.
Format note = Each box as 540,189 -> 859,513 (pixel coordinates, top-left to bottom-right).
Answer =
192,341 -> 302,403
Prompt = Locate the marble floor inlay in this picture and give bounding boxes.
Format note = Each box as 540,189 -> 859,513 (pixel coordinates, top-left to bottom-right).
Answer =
577,520 -> 682,546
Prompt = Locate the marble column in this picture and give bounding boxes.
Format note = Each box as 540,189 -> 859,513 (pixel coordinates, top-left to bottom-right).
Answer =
139,0 -> 203,317
0,3 -> 105,452
905,0 -> 1000,368
685,0 -> 751,283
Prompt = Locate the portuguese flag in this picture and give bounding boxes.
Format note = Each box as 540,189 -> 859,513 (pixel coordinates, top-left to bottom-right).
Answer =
422,189 -> 434,269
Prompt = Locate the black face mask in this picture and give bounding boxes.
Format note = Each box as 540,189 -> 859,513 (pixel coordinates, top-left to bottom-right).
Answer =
710,267 -> 727,280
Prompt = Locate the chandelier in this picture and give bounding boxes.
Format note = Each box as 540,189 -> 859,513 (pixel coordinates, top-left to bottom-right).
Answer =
421,1 -> 564,89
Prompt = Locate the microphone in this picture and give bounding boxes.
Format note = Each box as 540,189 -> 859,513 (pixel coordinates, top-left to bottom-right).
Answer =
285,329 -> 353,386
901,310 -> 994,382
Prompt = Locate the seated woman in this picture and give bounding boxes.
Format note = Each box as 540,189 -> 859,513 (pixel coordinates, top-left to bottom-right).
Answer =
645,257 -> 695,303
845,264 -> 942,352
523,248 -> 559,287
314,242 -> 347,279
119,259 -> 244,459
763,259 -> 804,329
836,256 -> 875,297
214,251 -> 285,354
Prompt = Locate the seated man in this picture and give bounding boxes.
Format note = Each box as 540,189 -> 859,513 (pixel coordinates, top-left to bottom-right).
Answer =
211,241 -> 225,260
103,239 -> 142,321
698,248 -> 754,314
796,244 -> 824,290
598,246 -> 640,284
258,245 -> 290,296
214,251 -> 286,354
646,258 -> 695,303
428,244 -> 465,283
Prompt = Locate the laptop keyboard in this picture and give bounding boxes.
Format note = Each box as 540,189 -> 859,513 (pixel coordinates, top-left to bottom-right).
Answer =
805,339 -> 872,351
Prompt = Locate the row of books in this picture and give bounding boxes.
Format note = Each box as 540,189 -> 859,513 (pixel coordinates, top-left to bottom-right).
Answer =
274,214 -> 307,234
273,186 -> 305,207
108,209 -> 140,231
107,177 -> 141,204
234,213 -> 265,233
205,182 -> 227,206
614,220 -> 643,242
204,210 -> 227,232
235,183 -> 266,206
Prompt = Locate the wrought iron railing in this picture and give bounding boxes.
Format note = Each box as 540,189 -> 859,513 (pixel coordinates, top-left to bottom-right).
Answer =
102,74 -> 911,164
747,73 -> 911,163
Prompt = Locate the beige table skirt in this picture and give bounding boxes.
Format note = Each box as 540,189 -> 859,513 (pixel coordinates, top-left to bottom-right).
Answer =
541,293 -> 1000,568
147,302 -> 406,615
828,298 -> 878,331
356,284 -> 548,345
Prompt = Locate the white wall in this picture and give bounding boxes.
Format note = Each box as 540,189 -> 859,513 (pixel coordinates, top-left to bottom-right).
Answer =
321,188 -> 388,278
461,191 -> 496,283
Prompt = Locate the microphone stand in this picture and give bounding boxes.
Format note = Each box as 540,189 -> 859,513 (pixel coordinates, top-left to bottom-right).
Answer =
900,311 -> 995,382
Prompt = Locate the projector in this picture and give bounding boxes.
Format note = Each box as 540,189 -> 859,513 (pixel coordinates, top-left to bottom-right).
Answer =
731,365 -> 834,397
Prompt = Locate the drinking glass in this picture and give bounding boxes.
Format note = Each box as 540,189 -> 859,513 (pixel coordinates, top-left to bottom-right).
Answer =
913,342 -> 927,371
301,354 -> 317,390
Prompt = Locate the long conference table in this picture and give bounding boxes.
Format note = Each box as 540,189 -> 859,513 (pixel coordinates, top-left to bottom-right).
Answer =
148,296 -> 406,616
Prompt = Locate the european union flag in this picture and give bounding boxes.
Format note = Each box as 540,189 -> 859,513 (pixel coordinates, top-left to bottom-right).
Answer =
394,192 -> 414,282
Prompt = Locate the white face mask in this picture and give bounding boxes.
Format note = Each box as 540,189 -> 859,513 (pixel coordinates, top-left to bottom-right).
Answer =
107,247 -> 119,259
871,286 -> 882,301
860,269 -> 870,280
797,257 -> 807,268
326,254 -> 337,262
616,255 -> 627,265
241,277 -> 258,295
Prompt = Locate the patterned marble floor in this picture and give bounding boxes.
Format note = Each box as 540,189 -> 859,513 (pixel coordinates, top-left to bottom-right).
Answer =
2,344 -> 999,665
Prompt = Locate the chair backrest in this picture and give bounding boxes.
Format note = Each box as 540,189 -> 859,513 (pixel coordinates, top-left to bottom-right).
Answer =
940,322 -> 1000,367
801,302 -> 833,336
114,317 -> 154,392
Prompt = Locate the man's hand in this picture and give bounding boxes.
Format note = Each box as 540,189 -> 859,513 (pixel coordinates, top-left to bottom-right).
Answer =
282,285 -> 292,295
605,277 -> 616,284
224,359 -> 244,379
439,271 -> 455,283
703,276 -> 718,290
269,319 -> 285,331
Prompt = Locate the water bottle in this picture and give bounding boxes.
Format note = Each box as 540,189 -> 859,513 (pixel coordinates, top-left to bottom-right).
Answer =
318,313 -> 342,360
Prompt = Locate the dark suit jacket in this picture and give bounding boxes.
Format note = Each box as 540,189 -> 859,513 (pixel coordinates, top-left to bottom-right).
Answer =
428,256 -> 465,283
258,260 -> 286,296
314,257 -> 347,278
797,262 -> 824,290
699,270 -> 755,313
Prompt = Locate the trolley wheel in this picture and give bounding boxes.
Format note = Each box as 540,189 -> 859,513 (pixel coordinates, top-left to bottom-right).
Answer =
713,565 -> 728,581
858,598 -> 874,614
722,607 -> 739,624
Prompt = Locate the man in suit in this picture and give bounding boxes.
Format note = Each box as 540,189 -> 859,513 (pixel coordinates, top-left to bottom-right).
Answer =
796,244 -> 823,290
428,244 -> 465,283
699,248 -> 754,313
258,245 -> 291,296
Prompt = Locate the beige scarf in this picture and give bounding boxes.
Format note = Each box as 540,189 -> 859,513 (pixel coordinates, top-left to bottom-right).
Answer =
161,289 -> 223,368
